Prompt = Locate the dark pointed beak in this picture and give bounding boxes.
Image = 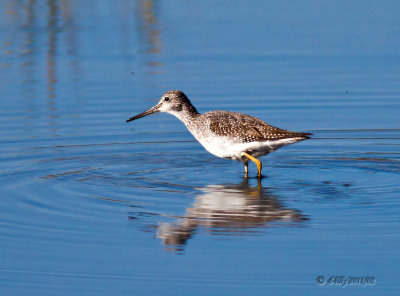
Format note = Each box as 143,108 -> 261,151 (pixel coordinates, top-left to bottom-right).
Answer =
126,104 -> 160,122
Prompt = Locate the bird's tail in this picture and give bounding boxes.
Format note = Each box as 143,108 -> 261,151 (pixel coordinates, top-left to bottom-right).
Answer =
293,132 -> 312,139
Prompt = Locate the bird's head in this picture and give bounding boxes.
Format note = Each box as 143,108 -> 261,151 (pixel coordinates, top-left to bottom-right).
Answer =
126,90 -> 197,122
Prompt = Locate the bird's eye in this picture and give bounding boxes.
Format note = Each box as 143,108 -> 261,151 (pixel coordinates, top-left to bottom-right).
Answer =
164,97 -> 169,102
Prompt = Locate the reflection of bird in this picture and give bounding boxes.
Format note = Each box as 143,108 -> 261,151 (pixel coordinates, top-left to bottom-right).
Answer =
127,90 -> 311,178
156,179 -> 307,251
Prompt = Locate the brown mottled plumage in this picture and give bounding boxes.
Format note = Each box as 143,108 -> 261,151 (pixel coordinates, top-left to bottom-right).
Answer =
127,90 -> 311,178
207,111 -> 310,143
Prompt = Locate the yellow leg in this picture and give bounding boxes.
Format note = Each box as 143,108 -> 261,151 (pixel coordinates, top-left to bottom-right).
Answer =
243,152 -> 262,178
244,161 -> 248,178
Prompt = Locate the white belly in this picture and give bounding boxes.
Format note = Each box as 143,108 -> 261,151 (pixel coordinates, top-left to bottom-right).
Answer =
194,135 -> 303,160
193,136 -> 264,160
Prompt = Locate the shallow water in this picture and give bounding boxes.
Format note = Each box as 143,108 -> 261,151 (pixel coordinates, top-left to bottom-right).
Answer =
1,0 -> 400,295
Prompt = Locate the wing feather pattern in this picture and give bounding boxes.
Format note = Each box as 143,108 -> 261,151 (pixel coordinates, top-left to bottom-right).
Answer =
207,111 -> 310,143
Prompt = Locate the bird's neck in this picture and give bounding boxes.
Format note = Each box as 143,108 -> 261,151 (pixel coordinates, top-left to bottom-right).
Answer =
168,105 -> 200,126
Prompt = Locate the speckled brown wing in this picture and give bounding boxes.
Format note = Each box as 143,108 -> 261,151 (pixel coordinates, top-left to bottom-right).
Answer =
208,111 -> 309,143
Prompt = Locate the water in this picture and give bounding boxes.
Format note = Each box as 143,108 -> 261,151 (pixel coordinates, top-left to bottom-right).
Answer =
1,0 -> 399,295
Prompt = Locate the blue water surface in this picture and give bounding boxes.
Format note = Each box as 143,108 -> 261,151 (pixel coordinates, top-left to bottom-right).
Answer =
0,0 -> 399,295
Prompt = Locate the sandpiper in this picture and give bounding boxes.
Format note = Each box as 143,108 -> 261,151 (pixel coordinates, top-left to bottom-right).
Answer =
126,90 -> 311,178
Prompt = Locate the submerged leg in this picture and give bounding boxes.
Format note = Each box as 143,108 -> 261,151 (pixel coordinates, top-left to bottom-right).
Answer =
243,152 -> 262,178
243,160 -> 249,178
